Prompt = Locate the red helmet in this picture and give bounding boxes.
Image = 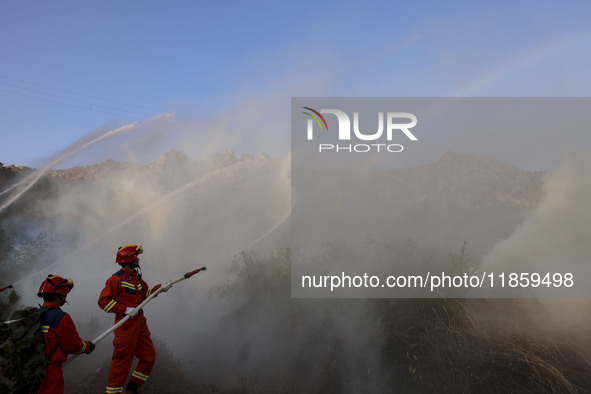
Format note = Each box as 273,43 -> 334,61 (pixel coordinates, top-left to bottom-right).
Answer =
37,275 -> 74,297
116,244 -> 143,264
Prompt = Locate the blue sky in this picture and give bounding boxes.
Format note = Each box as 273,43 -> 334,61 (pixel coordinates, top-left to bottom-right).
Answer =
1,1 -> 591,169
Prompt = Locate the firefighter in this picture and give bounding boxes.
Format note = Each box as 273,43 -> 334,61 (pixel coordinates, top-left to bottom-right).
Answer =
98,244 -> 168,394
38,275 -> 95,394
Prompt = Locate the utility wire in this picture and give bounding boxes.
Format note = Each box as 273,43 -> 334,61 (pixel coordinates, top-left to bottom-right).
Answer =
0,87 -> 88,111
0,81 -> 155,117
0,87 -> 137,120
0,74 -> 162,113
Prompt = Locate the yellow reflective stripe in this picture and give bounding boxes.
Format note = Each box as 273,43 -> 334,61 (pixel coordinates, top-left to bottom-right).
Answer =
76,341 -> 87,354
41,325 -> 49,333
147,288 -> 152,296
121,281 -> 135,289
104,300 -> 117,312
106,387 -> 124,393
132,370 -> 149,381
121,280 -> 142,292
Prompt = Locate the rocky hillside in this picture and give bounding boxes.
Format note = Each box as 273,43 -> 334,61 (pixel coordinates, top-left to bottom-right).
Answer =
0,163 -> 34,183
0,150 -> 543,208
381,151 -> 543,209
0,150 -> 269,216
45,149 -> 267,181
1,151 -> 544,220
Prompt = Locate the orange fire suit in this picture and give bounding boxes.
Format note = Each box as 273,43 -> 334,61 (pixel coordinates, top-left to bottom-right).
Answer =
38,302 -> 93,394
98,267 -> 161,394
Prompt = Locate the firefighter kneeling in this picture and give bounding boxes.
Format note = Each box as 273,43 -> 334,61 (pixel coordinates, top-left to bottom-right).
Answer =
98,244 -> 169,394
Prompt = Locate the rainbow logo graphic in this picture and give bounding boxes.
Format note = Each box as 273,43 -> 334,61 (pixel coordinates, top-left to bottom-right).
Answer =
302,107 -> 328,131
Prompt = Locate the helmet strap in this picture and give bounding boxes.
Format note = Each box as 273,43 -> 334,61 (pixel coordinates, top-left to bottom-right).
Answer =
122,261 -> 138,269
122,261 -> 141,280
57,293 -> 67,306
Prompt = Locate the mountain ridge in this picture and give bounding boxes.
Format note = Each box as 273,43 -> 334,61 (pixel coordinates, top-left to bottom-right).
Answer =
1,151 -> 544,212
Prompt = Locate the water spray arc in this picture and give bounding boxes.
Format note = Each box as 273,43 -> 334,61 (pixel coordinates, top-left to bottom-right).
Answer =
0,113 -> 174,215
1,157 -> 291,292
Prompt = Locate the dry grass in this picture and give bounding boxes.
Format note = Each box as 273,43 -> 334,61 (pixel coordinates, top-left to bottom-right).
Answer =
26,247 -> 591,393
381,298 -> 591,393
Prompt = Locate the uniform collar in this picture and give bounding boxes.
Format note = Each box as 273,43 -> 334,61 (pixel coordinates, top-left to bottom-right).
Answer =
42,301 -> 61,309
121,266 -> 138,275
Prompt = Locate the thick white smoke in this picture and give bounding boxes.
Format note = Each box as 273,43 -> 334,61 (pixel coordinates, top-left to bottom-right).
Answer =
5,108 -> 589,389
480,152 -> 591,325
0,113 -> 293,384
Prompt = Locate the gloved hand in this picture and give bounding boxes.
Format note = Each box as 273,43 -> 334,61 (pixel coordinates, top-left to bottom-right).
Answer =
86,341 -> 96,354
125,307 -> 138,318
153,283 -> 170,293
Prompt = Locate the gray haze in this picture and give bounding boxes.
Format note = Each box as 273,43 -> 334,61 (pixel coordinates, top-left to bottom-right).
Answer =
2,109 -> 591,388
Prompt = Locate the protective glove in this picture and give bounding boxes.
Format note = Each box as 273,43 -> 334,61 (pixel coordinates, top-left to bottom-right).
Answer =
125,307 -> 138,318
153,283 -> 170,293
86,341 -> 96,354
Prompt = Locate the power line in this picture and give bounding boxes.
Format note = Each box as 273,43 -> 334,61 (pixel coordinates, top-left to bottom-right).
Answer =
0,87 -> 89,111
0,87 -> 136,120
0,74 -> 164,113
0,81 -> 156,117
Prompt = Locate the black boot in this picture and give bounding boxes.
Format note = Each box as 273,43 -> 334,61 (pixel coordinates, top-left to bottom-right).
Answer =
125,381 -> 140,393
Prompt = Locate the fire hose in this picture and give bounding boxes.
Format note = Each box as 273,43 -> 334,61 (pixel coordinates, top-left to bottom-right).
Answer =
64,266 -> 206,366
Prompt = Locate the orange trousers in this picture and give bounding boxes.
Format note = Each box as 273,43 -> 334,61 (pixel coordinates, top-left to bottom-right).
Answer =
105,315 -> 155,394
38,362 -> 63,394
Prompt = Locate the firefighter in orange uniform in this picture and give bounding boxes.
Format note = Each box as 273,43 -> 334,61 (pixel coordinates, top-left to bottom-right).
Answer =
98,244 -> 168,394
38,275 -> 95,394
